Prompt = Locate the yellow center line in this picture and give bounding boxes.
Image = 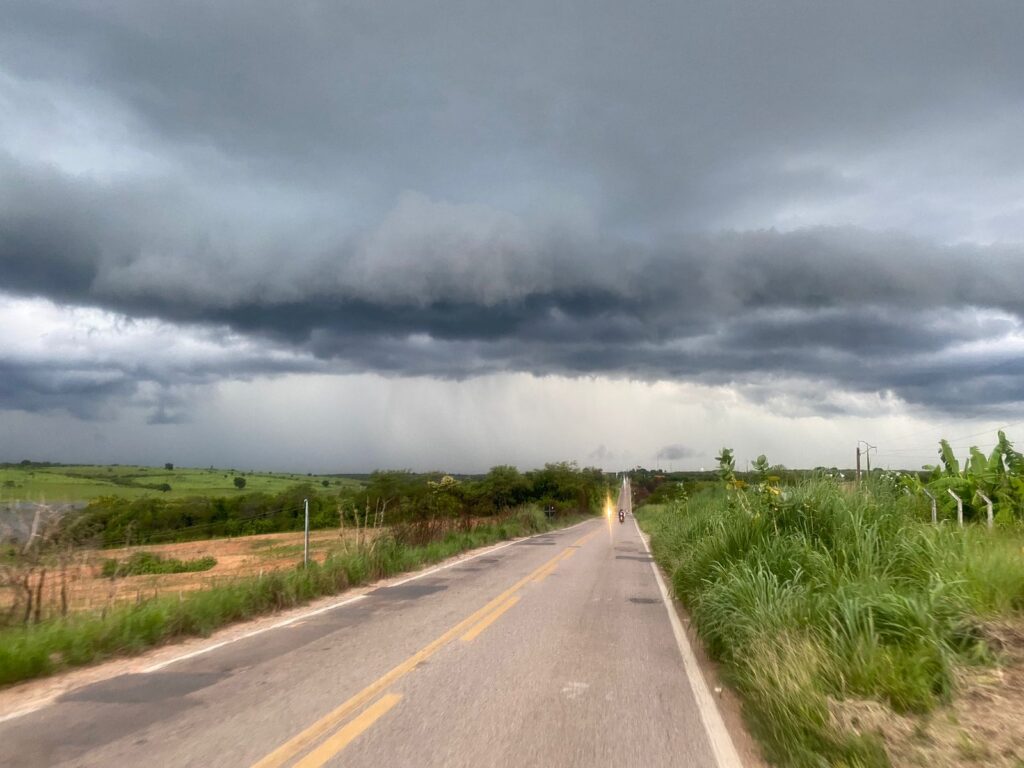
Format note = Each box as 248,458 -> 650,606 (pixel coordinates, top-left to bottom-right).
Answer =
460,594 -> 521,642
532,551 -> 570,582
250,521 -> 600,768
292,694 -> 402,768
571,528 -> 600,547
533,528 -> 600,582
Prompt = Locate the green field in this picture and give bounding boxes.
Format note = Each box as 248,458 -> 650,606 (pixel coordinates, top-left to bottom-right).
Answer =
0,463 -> 363,503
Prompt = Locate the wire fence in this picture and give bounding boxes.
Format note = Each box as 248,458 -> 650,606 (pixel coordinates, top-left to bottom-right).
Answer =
0,500 -> 381,626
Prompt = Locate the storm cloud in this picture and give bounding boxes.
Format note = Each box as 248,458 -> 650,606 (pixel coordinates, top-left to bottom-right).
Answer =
2,1 -> 1024,432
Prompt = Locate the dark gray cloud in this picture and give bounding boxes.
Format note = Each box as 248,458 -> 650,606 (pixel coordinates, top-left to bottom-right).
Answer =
657,445 -> 700,462
2,1 -> 1024,422
3,161 -> 1024,414
0,360 -> 134,419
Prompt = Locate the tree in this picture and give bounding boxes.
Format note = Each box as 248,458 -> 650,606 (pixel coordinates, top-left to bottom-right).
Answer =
233,477 -> 246,490
158,483 -> 172,493
164,463 -> 174,471
427,475 -> 462,518
480,465 -> 530,510
321,480 -> 330,487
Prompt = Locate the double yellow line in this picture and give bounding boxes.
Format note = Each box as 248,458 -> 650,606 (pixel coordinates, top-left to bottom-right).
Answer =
252,524 -> 601,768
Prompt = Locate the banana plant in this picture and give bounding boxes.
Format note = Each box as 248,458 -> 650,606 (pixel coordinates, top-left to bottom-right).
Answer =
914,431 -> 1024,524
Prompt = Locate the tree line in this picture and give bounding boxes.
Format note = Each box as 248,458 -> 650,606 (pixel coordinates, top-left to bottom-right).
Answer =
56,463 -> 607,547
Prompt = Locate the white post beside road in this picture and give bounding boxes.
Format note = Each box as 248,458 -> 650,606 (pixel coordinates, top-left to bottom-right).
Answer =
977,492 -> 994,529
304,498 -> 310,567
922,488 -> 937,525
948,489 -> 963,527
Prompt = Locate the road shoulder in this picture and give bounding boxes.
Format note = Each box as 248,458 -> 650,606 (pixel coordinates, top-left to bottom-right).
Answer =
632,516 -> 768,768
0,518 -> 593,724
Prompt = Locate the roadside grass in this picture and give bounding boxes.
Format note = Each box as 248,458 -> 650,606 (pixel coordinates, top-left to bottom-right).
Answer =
637,480 -> 1024,768
0,507 -> 587,688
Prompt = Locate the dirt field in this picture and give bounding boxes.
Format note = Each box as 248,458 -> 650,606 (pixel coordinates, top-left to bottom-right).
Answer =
2,526 -> 381,619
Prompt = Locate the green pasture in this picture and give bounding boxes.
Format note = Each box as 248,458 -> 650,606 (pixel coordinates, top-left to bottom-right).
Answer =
0,464 -> 363,503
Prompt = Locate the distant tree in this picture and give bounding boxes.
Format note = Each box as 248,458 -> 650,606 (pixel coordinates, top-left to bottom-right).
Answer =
158,483 -> 172,493
481,465 -> 530,510
233,477 -> 246,490
164,463 -> 174,471
321,480 -> 330,487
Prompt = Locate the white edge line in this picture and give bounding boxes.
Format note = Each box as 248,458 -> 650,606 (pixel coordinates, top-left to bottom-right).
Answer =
633,516 -> 744,768
141,517 -> 595,673
0,704 -> 53,725
1,517 -> 599,722
141,594 -> 369,673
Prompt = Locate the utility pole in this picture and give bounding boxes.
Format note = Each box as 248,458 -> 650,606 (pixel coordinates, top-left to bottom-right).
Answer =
856,441 -> 876,484
303,498 -> 310,567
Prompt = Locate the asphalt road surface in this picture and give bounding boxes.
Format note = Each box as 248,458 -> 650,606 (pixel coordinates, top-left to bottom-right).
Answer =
0,480 -> 740,767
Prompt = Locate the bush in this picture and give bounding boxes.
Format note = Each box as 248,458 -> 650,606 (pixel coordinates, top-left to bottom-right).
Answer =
101,552 -> 218,577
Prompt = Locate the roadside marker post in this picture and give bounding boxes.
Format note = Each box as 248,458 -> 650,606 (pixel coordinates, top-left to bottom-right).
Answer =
304,498 -> 310,567
977,491 -> 994,529
922,488 -> 937,525
947,489 -> 963,527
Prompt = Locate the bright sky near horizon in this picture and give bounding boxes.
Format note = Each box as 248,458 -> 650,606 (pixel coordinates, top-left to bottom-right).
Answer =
2,2 -> 1024,472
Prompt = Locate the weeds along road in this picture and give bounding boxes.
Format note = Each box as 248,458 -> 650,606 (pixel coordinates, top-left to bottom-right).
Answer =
1,485 -> 739,768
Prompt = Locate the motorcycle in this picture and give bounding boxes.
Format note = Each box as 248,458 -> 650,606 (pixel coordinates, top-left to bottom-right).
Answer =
618,509 -> 625,524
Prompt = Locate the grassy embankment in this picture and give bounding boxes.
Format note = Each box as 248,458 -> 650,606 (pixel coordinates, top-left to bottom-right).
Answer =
0,507 -> 587,688
0,464 -> 362,502
637,480 -> 1024,768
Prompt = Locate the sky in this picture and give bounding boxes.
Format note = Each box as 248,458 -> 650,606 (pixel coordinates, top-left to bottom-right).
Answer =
2,1 -> 1024,473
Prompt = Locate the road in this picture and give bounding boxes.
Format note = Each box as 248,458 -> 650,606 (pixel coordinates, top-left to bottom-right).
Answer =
0,480 -> 740,767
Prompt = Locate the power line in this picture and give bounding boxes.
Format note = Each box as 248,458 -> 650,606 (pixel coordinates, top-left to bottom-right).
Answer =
880,420 -> 1024,451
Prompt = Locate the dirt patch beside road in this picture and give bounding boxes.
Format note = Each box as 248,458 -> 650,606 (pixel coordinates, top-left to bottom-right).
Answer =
831,620 -> 1024,767
2,527 -> 381,619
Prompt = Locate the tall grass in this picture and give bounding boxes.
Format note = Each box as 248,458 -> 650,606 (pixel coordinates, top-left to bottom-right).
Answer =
638,480 -> 1024,768
0,506 -> 578,688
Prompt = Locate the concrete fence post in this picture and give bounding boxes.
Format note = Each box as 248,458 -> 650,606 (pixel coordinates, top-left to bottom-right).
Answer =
977,491 -> 994,530
947,489 -> 963,527
922,489 -> 937,525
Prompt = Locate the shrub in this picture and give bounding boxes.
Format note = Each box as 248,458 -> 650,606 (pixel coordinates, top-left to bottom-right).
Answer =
101,552 -> 217,577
